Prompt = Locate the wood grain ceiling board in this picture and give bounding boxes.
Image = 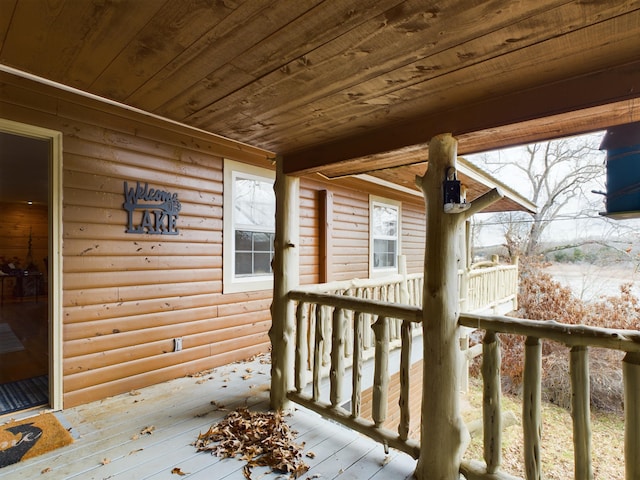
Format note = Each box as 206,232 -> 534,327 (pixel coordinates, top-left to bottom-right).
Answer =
0,0 -> 639,183
181,0 -> 570,140
238,1 -> 637,151
285,60 -> 640,175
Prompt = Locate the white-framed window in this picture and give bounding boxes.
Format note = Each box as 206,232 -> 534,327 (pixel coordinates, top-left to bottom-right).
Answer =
223,159 -> 275,293
370,196 -> 401,275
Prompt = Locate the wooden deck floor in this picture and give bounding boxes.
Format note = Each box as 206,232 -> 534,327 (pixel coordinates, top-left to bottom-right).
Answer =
1,354 -> 417,480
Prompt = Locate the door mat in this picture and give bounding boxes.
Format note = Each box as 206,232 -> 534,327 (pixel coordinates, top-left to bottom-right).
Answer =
0,323 -> 24,354
0,376 -> 48,415
0,412 -> 74,468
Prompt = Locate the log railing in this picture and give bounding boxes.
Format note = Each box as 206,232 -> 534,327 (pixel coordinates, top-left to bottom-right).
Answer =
293,272 -> 423,374
458,312 -> 640,480
283,261 -> 520,466
287,289 -> 423,459
294,258 -> 517,376
285,280 -> 639,479
465,261 -> 518,313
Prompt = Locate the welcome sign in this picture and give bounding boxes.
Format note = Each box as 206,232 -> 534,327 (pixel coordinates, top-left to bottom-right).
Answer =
123,181 -> 181,235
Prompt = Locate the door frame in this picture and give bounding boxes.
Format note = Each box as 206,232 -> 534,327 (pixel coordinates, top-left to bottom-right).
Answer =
0,118 -> 64,410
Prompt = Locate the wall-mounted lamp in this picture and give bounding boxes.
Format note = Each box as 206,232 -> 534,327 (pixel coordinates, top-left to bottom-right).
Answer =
443,167 -> 461,204
443,167 -> 470,213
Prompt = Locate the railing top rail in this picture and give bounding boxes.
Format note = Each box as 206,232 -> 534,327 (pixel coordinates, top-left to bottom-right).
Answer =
294,272 -> 424,294
295,275 -> 405,293
288,290 -> 423,323
467,264 -> 518,277
460,312 -> 640,353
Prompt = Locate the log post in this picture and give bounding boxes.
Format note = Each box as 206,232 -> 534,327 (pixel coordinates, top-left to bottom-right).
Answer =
372,315 -> 390,428
483,330 -> 502,474
570,345 -> 592,479
623,352 -> 640,480
313,305 -> 324,402
415,133 -> 471,479
351,311 -> 364,418
270,156 -> 300,411
399,254 -> 410,305
294,302 -> 307,393
523,336 -> 542,480
330,307 -> 345,407
399,319 -> 412,441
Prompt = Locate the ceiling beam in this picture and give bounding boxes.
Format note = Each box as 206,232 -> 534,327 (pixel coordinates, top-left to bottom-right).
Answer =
283,59 -> 640,176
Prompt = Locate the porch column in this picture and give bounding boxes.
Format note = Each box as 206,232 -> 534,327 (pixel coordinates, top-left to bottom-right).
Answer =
270,156 -> 300,411
415,133 -> 470,479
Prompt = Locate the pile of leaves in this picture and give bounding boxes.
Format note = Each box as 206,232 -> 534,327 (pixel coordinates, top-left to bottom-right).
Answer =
195,408 -> 309,479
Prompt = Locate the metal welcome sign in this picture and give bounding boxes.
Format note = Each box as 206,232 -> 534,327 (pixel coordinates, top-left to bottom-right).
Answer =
123,181 -> 181,235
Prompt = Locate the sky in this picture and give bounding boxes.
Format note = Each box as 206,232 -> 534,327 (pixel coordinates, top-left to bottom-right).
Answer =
463,132 -> 640,248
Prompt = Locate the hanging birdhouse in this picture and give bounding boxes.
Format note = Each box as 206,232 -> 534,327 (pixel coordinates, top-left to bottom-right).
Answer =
599,122 -> 640,219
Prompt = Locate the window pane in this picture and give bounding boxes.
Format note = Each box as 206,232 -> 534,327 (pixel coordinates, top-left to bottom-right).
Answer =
254,253 -> 272,274
234,177 -> 275,229
372,201 -> 398,270
234,230 -> 274,277
386,253 -> 396,267
235,252 -> 252,275
235,230 -> 252,250
374,239 -> 396,268
253,232 -> 272,251
373,204 -> 398,237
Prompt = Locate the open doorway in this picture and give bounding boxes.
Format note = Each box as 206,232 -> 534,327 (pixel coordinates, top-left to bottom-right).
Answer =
0,122 -> 62,415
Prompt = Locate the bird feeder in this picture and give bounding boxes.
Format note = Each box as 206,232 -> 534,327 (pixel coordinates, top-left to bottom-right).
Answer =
600,122 -> 640,219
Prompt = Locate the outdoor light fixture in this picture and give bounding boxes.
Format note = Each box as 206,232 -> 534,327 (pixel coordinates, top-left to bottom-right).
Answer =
443,167 -> 470,213
443,167 -> 460,204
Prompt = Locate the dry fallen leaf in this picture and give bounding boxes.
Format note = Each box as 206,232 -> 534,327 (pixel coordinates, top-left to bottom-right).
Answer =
171,467 -> 188,476
129,390 -> 141,396
129,448 -> 144,455
195,408 -> 309,479
101,458 -> 110,465
241,374 -> 253,380
305,451 -> 316,459
188,368 -> 214,378
41,467 -> 51,474
140,425 -> 155,435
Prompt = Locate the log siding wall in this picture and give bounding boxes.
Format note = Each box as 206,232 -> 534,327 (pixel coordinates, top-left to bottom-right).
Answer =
1,71 -> 426,408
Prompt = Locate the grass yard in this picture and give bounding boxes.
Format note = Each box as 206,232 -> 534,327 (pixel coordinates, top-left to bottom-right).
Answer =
462,378 -> 625,479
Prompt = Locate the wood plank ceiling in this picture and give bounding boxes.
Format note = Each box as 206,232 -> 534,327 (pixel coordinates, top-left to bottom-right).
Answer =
1,0 -> 639,208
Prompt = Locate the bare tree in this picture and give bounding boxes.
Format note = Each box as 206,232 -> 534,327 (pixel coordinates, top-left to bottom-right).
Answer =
474,134 -> 605,257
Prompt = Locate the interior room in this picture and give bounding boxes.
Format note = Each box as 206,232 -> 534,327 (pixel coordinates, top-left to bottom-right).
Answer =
0,131 -> 50,415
